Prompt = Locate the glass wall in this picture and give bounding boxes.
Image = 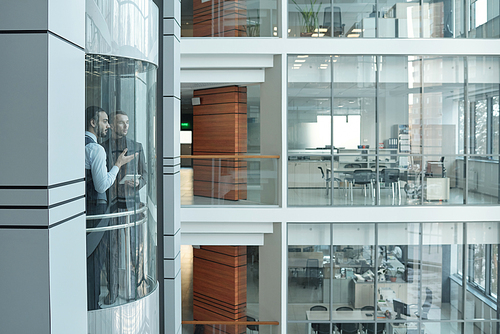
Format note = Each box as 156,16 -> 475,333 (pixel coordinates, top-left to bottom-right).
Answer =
287,55 -> 500,206
287,222 -> 499,334
85,54 -> 157,310
288,0 -> 498,38
181,0 -> 278,37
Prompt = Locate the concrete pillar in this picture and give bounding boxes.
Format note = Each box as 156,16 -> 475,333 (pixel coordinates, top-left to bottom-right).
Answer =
163,0 -> 182,333
0,1 -> 86,333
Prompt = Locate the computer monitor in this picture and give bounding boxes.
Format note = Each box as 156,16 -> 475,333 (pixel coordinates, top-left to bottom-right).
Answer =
393,299 -> 410,319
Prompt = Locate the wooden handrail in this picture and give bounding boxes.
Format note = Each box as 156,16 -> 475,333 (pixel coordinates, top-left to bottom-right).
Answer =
182,321 -> 279,325
181,155 -> 280,159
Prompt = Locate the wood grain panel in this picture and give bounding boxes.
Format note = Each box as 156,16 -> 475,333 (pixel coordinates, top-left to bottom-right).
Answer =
193,181 -> 246,200
193,165 -> 247,184
193,86 -> 247,200
193,246 -> 247,334
193,0 -> 247,37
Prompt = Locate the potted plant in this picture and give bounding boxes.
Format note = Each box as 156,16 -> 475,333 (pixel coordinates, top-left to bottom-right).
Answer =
292,0 -> 323,37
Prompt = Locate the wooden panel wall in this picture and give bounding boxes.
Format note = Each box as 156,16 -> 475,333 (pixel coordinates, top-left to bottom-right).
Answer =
193,0 -> 247,37
193,86 -> 247,200
193,246 -> 247,334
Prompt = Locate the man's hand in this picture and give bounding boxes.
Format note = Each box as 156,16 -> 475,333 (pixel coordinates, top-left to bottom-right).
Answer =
115,148 -> 137,168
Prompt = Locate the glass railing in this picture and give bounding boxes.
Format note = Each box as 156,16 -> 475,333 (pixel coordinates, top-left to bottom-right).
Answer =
181,155 -> 280,206
86,204 -> 157,309
181,0 -> 279,37
182,320 -> 279,334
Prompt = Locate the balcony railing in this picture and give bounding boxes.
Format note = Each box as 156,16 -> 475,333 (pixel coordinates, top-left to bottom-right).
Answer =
182,320 -> 279,334
181,155 -> 280,206
86,204 -> 156,309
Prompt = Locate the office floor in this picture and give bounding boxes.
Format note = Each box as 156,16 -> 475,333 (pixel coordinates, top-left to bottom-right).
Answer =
181,168 -> 498,206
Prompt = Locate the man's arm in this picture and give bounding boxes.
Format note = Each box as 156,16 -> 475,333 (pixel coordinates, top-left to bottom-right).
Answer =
91,145 -> 119,193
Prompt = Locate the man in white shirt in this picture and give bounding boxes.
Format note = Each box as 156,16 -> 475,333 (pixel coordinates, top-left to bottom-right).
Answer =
85,106 -> 136,310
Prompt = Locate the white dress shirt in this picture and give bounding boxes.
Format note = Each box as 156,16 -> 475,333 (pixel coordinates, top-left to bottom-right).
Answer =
85,131 -> 119,194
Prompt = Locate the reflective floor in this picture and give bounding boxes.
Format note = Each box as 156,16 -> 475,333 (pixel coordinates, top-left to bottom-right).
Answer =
181,168 -> 498,206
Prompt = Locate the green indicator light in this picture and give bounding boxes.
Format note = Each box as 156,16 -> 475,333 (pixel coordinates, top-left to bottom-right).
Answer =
181,122 -> 190,129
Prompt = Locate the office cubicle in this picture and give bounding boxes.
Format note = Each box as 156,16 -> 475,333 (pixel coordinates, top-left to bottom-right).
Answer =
287,222 -> 500,334
287,55 -> 500,207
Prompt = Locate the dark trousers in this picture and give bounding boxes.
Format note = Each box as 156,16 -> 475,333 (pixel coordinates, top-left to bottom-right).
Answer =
87,203 -> 107,310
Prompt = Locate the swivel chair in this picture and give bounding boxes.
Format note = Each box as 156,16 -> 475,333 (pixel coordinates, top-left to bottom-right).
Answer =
380,168 -> 401,201
360,306 -> 384,334
310,305 -> 328,334
247,316 -> 259,333
335,307 -> 357,334
322,6 -> 344,37
304,258 -> 322,289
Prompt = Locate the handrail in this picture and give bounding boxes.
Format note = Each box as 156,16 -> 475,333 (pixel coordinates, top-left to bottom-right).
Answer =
181,155 -> 280,159
182,321 -> 279,325
86,216 -> 147,232
86,204 -> 147,220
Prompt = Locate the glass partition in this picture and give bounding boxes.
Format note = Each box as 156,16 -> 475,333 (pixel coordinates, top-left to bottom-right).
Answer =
181,0 -> 278,37
287,222 -> 500,333
287,55 -> 500,207
85,54 -> 157,310
287,0 -> 498,38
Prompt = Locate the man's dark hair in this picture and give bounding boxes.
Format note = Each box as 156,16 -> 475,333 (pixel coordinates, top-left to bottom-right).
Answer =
109,110 -> 128,124
86,106 -> 106,130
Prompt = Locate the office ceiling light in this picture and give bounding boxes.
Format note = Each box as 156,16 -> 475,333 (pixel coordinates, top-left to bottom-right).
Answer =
295,59 -> 306,62
297,55 -> 309,58
352,28 -> 364,33
347,33 -> 360,38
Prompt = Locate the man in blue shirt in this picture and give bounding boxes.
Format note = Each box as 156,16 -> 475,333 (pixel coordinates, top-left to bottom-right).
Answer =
85,106 -> 136,310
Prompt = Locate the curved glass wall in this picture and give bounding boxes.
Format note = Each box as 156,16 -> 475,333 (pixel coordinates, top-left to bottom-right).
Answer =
287,55 -> 500,206
85,54 -> 157,310
288,0 -> 498,38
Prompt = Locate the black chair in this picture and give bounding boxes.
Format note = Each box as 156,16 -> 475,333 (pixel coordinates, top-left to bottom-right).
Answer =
310,305 -> 328,334
311,305 -> 327,311
380,168 -> 401,201
318,166 -> 342,196
360,306 -> 384,334
335,307 -> 357,334
304,258 -> 322,289
415,287 -> 432,320
247,316 -> 258,333
322,6 -> 344,37
194,324 -> 204,334
350,169 -> 375,199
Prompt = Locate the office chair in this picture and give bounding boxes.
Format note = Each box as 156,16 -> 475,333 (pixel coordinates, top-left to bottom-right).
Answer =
194,324 -> 205,334
247,316 -> 259,333
380,168 -> 401,201
360,305 -> 384,334
304,258 -> 322,289
318,166 -> 342,196
335,307 -> 356,333
350,169 -> 375,199
322,6 -> 344,37
414,287 -> 432,320
309,305 -> 328,334
310,305 -> 328,311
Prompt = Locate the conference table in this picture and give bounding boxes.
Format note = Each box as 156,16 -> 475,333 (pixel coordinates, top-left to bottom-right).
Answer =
306,307 -> 424,334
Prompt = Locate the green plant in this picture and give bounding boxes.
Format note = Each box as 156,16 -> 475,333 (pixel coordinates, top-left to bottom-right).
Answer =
292,0 -> 323,34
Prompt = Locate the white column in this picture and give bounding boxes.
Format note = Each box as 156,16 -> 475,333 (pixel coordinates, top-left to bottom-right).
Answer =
163,0 -> 182,333
0,1 -> 86,334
